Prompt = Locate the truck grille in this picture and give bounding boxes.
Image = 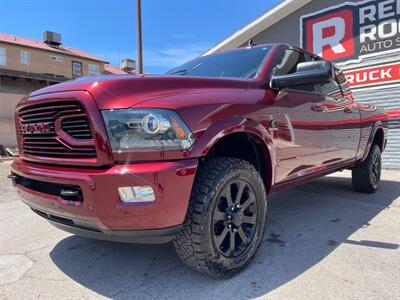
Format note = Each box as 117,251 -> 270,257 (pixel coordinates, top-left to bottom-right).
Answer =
62,117 -> 93,140
18,101 -> 84,123
17,101 -> 96,159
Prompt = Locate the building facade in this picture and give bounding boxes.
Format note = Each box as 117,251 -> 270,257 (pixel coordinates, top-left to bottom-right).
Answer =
0,32 -> 112,147
206,0 -> 400,169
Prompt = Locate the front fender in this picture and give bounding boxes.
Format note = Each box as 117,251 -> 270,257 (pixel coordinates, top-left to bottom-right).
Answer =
189,116 -> 273,158
188,116 -> 275,192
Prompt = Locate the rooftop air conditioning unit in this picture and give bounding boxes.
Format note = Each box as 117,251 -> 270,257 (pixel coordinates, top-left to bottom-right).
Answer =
43,31 -> 62,47
120,58 -> 136,73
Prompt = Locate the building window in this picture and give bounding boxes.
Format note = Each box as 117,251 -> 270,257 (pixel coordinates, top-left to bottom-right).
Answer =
50,55 -> 63,62
21,51 -> 30,65
88,64 -> 100,76
0,48 -> 6,65
72,61 -> 82,77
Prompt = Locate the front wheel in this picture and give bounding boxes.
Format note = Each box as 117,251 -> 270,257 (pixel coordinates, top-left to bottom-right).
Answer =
352,145 -> 382,193
173,158 -> 267,278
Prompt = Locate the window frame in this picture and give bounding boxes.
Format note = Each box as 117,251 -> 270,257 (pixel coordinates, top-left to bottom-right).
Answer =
317,69 -> 344,100
50,55 -> 63,63
88,63 -> 100,76
274,49 -> 317,94
0,48 -> 6,65
20,50 -> 30,65
72,61 -> 83,78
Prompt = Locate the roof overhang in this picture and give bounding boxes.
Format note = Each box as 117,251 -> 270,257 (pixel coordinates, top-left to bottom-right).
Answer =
204,0 -> 313,55
0,68 -> 68,83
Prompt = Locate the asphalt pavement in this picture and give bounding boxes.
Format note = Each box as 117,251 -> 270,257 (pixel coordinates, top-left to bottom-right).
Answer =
0,160 -> 399,299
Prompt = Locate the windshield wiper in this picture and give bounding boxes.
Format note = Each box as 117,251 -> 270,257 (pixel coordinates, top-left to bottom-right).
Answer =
169,69 -> 188,76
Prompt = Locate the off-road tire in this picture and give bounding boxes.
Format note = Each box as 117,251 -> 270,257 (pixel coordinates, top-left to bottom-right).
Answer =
352,145 -> 382,193
173,158 -> 267,278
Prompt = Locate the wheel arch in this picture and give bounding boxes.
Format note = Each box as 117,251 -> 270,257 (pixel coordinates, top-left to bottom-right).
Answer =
361,123 -> 386,162
372,127 -> 385,152
190,118 -> 274,194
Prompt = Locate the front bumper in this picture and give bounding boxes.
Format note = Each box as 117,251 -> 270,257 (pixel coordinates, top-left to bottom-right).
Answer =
11,158 -> 198,243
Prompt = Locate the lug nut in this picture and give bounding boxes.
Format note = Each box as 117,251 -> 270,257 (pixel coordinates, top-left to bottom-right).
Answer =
235,204 -> 240,209
227,215 -> 232,220
230,207 -> 235,211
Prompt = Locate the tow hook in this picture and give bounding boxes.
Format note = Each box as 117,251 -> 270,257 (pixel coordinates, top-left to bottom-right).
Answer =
60,189 -> 80,197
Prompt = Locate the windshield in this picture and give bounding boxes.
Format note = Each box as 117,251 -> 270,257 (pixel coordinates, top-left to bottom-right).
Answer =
166,46 -> 271,79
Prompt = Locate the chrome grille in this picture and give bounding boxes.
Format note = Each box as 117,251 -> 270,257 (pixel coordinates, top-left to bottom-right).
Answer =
17,101 -> 96,159
62,117 -> 93,139
18,102 -> 83,123
22,137 -> 96,158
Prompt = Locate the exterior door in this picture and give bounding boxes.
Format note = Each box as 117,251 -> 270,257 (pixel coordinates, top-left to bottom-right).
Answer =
318,69 -> 361,165
271,50 -> 327,183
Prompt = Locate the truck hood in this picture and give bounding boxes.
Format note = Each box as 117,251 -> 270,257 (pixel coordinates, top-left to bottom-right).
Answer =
29,75 -> 251,109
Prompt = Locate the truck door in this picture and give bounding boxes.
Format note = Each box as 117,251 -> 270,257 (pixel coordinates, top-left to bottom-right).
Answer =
317,69 -> 361,165
271,49 -> 327,184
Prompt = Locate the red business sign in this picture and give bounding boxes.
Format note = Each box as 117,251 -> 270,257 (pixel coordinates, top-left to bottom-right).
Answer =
301,0 -> 400,63
304,9 -> 355,61
344,63 -> 400,88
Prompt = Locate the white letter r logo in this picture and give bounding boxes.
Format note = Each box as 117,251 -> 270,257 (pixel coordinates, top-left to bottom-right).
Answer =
312,17 -> 347,56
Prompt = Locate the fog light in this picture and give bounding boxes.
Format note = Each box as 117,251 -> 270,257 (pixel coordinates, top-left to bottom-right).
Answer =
118,186 -> 155,203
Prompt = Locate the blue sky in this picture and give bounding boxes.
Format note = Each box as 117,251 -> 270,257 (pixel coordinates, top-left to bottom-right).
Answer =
1,0 -> 280,74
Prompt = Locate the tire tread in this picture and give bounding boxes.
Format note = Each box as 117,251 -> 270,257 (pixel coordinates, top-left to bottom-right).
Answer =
173,157 -> 266,278
352,145 -> 381,193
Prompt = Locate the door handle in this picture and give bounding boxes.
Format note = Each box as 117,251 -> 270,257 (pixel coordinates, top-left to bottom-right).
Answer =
269,119 -> 278,129
343,108 -> 353,114
311,104 -> 324,112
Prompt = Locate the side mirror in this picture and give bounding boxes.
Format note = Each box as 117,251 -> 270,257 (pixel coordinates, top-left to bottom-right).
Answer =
271,61 -> 333,90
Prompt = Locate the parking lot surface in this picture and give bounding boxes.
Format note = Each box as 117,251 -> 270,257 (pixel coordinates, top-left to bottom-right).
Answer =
0,160 -> 399,300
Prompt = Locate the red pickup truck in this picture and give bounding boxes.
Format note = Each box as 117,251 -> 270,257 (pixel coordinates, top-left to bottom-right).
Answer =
10,44 -> 388,278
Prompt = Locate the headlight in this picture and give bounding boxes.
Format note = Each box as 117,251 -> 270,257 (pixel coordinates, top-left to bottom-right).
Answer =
102,109 -> 195,152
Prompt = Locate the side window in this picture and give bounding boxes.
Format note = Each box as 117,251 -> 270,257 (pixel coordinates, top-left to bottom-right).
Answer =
275,50 -> 315,92
320,75 -> 342,99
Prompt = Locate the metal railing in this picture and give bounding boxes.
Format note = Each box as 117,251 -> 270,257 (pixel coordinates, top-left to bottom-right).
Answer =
0,57 -> 73,80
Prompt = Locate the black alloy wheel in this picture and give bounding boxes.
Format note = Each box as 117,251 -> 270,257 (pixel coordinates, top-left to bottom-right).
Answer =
352,144 -> 382,193
370,149 -> 381,187
213,180 -> 258,258
173,158 -> 267,278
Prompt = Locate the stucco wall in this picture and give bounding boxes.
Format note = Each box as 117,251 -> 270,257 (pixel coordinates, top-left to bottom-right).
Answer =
0,42 -> 105,79
0,92 -> 22,146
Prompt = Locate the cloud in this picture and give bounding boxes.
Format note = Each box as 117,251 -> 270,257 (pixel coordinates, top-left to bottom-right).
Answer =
96,43 -> 210,73
143,44 -> 209,68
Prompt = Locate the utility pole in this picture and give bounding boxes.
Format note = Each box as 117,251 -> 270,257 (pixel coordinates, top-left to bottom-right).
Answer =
136,0 -> 143,74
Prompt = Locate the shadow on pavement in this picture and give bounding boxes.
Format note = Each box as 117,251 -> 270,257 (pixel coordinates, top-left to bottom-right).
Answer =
50,175 -> 400,299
